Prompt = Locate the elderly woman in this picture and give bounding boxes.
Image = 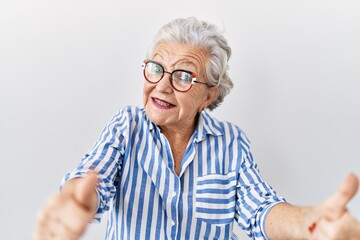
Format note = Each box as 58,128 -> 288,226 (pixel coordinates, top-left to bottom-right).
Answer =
35,17 -> 360,239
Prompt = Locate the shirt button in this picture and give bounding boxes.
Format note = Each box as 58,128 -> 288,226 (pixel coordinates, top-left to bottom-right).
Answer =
172,192 -> 176,197
171,220 -> 175,226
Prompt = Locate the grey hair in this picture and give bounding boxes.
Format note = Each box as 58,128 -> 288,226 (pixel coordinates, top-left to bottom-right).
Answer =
147,17 -> 233,111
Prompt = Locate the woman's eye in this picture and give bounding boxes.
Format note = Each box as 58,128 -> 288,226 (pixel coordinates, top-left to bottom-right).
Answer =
154,65 -> 162,73
173,71 -> 191,82
180,72 -> 191,82
149,63 -> 163,74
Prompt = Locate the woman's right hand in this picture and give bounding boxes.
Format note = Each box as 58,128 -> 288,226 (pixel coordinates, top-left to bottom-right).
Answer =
33,171 -> 98,240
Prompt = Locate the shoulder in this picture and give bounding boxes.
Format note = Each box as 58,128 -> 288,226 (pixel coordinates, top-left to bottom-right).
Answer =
105,106 -> 148,130
116,105 -> 144,116
112,106 -> 146,121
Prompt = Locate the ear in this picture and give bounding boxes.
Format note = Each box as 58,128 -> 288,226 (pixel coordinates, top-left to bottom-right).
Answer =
200,86 -> 220,111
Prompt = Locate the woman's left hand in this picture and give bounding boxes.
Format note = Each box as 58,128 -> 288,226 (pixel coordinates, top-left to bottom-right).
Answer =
309,173 -> 360,239
310,211 -> 360,240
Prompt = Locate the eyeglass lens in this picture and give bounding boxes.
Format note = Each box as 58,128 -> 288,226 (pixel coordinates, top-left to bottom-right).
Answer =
144,61 -> 194,92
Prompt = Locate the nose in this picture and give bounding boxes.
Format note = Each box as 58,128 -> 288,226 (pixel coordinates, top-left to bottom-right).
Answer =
156,72 -> 173,93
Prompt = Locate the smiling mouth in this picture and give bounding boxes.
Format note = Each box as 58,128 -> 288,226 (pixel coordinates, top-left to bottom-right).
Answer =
152,97 -> 175,108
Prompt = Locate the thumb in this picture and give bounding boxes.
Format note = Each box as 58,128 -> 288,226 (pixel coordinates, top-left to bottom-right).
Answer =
325,172 -> 359,220
73,171 -> 98,211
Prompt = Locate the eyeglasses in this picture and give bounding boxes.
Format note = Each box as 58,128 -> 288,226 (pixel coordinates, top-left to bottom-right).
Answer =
142,59 -> 209,92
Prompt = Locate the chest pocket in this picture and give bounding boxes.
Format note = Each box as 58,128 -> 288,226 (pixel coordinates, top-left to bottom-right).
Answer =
195,171 -> 237,225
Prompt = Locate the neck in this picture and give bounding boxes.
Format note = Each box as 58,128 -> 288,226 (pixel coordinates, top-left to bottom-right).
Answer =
160,115 -> 200,145
160,124 -> 194,145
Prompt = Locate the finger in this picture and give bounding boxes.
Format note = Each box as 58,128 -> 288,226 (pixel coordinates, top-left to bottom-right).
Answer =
57,197 -> 93,238
34,194 -> 62,240
336,173 -> 359,207
74,171 -> 98,210
325,173 -> 359,220
53,221 -> 79,240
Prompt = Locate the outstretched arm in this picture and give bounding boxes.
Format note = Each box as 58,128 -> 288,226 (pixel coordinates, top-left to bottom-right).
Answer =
33,171 -> 98,240
265,173 -> 360,239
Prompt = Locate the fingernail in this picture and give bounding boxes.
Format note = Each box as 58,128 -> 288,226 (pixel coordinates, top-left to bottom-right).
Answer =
308,222 -> 317,233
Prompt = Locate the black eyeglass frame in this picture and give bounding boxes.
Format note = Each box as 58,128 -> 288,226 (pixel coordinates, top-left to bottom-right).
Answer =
142,59 -> 210,92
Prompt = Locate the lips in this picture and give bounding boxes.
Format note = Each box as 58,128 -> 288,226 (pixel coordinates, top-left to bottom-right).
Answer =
152,97 -> 175,109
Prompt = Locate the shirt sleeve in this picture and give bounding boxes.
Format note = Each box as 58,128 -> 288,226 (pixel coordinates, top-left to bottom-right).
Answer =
60,109 -> 128,222
234,139 -> 286,239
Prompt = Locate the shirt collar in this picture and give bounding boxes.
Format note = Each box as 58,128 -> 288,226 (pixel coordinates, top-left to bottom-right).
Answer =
193,110 -> 223,142
144,108 -> 223,142
143,108 -> 155,132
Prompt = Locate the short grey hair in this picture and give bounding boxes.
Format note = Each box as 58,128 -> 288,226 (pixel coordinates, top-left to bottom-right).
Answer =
147,17 -> 233,111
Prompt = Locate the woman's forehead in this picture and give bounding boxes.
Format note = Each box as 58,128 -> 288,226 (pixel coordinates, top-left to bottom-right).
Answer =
152,42 -> 208,70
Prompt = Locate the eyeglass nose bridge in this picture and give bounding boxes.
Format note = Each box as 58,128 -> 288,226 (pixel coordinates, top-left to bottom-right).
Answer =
155,70 -> 175,90
163,70 -> 173,78
157,70 -> 173,83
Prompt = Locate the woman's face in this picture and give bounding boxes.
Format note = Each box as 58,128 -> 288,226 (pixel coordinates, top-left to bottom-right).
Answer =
143,41 -> 218,131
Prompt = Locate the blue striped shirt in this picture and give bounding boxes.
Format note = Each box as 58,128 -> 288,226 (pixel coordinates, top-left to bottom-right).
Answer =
62,106 -> 285,239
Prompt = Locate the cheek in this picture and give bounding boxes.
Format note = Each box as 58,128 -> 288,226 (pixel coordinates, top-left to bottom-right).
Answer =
143,83 -> 152,106
191,89 -> 207,107
178,89 -> 206,111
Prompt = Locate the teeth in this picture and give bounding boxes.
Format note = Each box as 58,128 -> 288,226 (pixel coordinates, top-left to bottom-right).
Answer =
155,99 -> 171,107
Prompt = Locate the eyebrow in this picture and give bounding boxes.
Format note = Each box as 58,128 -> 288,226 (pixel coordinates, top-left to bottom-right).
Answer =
152,56 -> 197,73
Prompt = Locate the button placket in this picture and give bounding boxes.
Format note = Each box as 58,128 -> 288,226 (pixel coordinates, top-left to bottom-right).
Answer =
170,191 -> 177,228
169,182 -> 180,235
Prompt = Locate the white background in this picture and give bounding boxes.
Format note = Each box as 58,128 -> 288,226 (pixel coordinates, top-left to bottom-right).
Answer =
1,0 -> 359,239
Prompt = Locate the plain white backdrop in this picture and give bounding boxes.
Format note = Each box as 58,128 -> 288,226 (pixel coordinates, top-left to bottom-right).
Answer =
1,0 -> 359,239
